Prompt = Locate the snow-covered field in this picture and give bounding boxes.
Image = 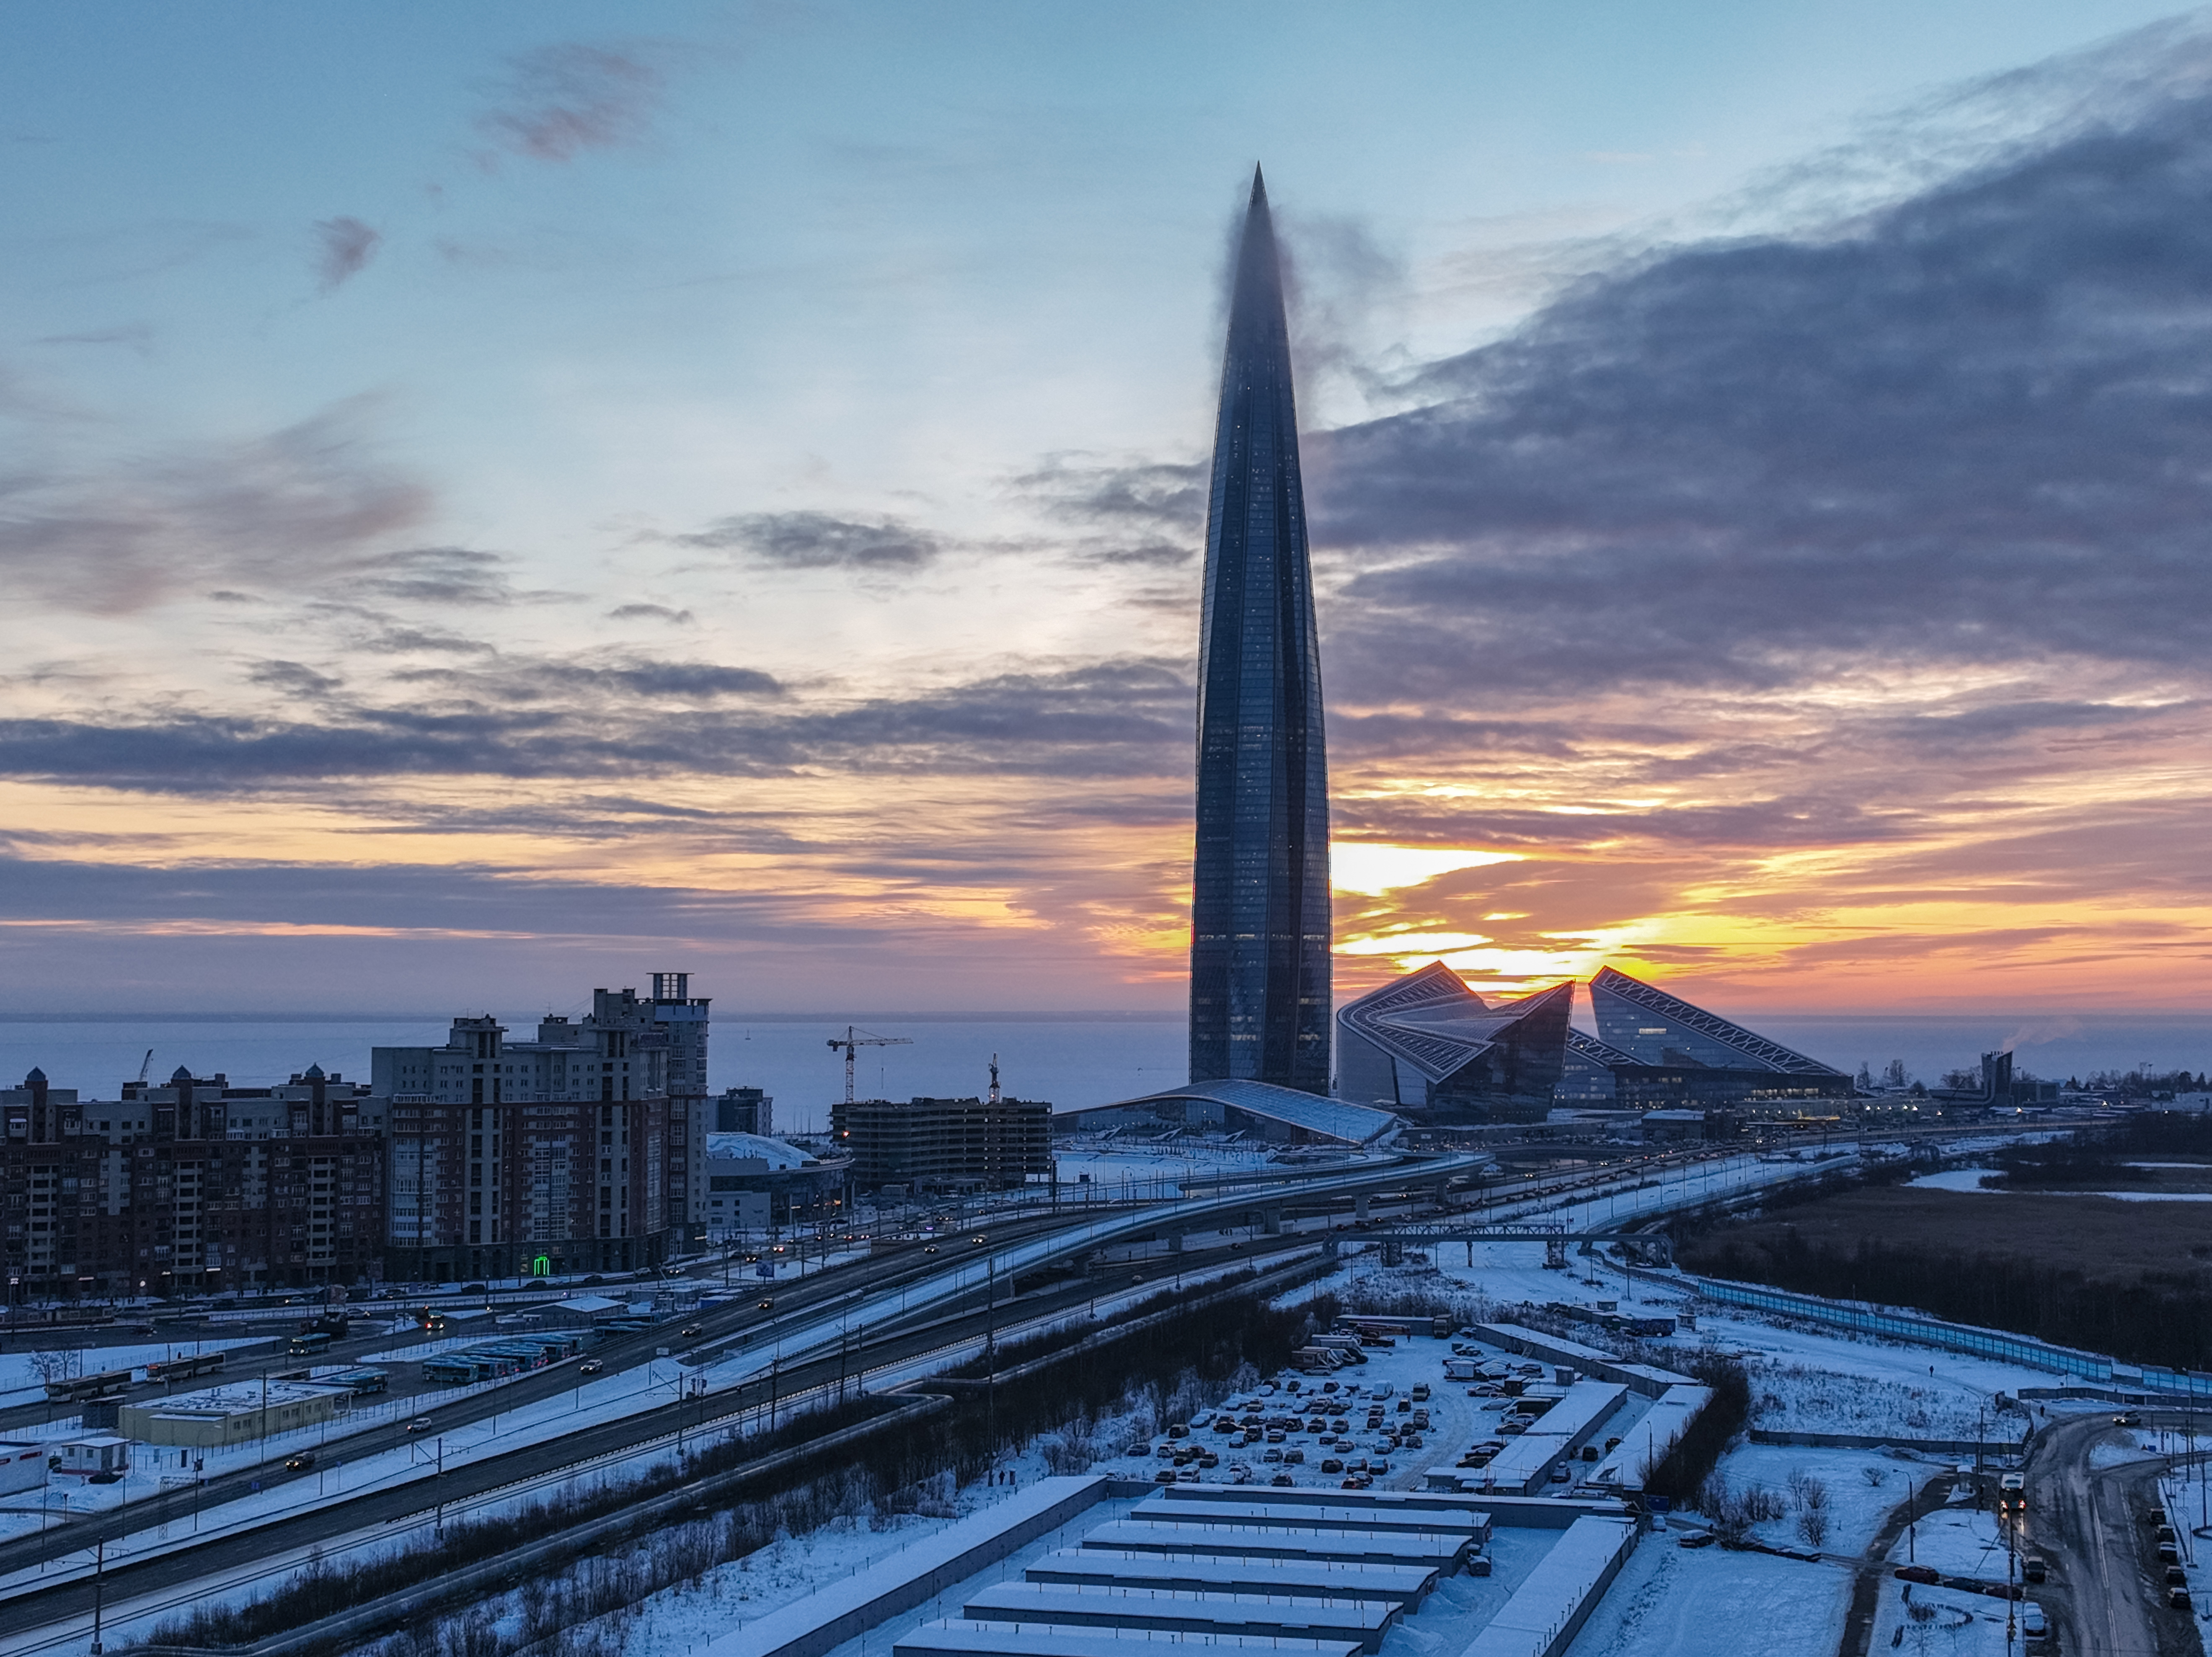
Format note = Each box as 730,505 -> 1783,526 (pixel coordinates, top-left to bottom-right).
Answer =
1565,1539 -> 1849,1656
0,1337 -> 272,1407
1711,1443 -> 1911,1557
1909,1166 -> 2212,1202
1909,1168 -> 1999,1193
1866,1579 -> 2027,1655
1893,1502 -> 2007,1579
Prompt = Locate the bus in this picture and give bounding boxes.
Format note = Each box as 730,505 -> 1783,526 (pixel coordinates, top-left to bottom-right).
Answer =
44,1368 -> 134,1404
324,1367 -> 389,1396
287,1330 -> 335,1358
145,1351 -> 228,1384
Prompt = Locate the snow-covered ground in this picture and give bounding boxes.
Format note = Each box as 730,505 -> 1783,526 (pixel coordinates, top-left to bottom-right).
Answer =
1909,1168 -> 1998,1193
1908,1168 -> 2212,1203
1893,1502 -> 2008,1580
0,1337 -> 273,1408
1910,1164 -> 2212,1203
1564,1538 -> 1849,1656
1712,1443 -> 1912,1557
2089,1438 -> 2164,1470
1866,1579 -> 2027,1655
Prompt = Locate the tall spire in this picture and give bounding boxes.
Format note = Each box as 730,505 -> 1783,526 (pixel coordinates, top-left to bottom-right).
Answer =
1188,166 -> 1332,1093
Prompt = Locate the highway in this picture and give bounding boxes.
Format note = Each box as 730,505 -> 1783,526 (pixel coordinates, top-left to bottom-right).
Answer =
2023,1407 -> 2207,1656
0,1199 -> 1120,1581
0,1151 -> 1486,1623
0,1121 -> 2109,1654
0,1230 -> 1330,1648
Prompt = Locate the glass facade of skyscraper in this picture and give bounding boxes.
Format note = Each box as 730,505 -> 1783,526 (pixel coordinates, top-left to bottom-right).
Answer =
1189,168 -> 1331,1092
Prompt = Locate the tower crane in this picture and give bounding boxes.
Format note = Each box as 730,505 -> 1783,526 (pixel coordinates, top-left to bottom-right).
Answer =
135,1049 -> 154,1087
827,1026 -> 911,1105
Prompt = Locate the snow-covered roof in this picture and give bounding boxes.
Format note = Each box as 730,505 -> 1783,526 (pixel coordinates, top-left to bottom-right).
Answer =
1058,1080 -> 1399,1146
704,1132 -> 813,1168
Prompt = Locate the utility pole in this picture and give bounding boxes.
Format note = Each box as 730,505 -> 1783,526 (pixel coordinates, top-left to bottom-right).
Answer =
90,1535 -> 105,1654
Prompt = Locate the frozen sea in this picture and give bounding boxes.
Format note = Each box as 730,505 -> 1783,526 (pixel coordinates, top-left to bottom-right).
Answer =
0,1009 -> 2204,1137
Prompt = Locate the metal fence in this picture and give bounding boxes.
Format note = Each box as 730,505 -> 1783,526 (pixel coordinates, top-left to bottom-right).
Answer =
2139,1366 -> 2212,1399
1676,1273 -> 2115,1380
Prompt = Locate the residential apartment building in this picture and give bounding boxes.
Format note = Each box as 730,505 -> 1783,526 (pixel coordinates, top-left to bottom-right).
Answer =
830,1094 -> 1052,1192
4,973 -> 723,1300
371,980 -> 708,1281
2,1065 -> 385,1299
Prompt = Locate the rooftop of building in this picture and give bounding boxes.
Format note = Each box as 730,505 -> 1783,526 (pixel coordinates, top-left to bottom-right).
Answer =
703,1132 -> 815,1169
131,1380 -> 351,1416
1059,1079 -> 1400,1147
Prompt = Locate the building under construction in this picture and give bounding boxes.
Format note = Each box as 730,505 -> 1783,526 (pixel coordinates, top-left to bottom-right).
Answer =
830,1094 -> 1052,1192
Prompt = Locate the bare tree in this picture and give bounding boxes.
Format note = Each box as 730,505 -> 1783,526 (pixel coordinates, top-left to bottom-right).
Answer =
1796,1506 -> 1829,1548
28,1350 -> 83,1386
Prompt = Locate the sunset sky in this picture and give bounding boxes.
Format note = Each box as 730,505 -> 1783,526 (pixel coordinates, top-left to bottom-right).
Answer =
3,1 -> 2209,1017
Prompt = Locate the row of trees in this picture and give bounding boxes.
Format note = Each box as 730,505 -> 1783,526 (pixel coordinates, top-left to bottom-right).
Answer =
1687,1227 -> 2212,1373
1851,1061 -> 2209,1096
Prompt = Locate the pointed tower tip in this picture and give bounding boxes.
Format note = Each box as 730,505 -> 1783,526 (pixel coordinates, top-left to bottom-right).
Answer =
1250,163 -> 1267,204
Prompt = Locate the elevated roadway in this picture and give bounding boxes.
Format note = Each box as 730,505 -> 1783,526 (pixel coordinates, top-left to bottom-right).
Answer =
0,1153 -> 1476,1620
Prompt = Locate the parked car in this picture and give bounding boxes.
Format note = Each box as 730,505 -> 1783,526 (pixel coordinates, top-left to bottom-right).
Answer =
1894,1565 -> 1941,1586
1271,1472 -> 1295,1487
2169,1588 -> 2193,1612
2023,1603 -> 2049,1636
2023,1556 -> 2048,1583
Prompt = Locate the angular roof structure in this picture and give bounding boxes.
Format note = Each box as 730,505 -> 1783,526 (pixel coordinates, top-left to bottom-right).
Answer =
1056,1079 -> 1398,1147
1336,964 -> 1573,1123
1588,966 -> 1846,1078
1564,1028 -> 1642,1068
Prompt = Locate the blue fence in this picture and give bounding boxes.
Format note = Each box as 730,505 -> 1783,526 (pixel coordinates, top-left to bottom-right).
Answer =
1677,1273 -> 2115,1381
2139,1366 -> 2212,1399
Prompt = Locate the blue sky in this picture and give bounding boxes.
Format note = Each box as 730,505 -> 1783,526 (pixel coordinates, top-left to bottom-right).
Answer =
4,2 -> 2211,1016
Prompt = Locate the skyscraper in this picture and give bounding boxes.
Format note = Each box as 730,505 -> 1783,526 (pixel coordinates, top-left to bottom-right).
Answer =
1189,167 -> 1331,1092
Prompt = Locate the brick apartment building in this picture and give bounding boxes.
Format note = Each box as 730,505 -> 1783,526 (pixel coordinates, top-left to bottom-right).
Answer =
371,977 -> 712,1281
1,1064 -> 385,1299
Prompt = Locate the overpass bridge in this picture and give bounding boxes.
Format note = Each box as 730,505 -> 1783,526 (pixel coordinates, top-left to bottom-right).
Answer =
1363,1223 -> 1674,1269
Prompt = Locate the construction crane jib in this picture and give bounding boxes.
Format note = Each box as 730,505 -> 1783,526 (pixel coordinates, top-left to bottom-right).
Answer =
827,1025 -> 912,1105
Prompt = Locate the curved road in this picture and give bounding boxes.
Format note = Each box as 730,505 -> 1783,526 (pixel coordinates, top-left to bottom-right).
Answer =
2023,1407 -> 2207,1657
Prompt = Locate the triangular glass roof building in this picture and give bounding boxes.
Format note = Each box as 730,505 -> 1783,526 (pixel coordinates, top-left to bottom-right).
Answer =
1335,962 -> 1573,1123
1589,966 -> 1847,1078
